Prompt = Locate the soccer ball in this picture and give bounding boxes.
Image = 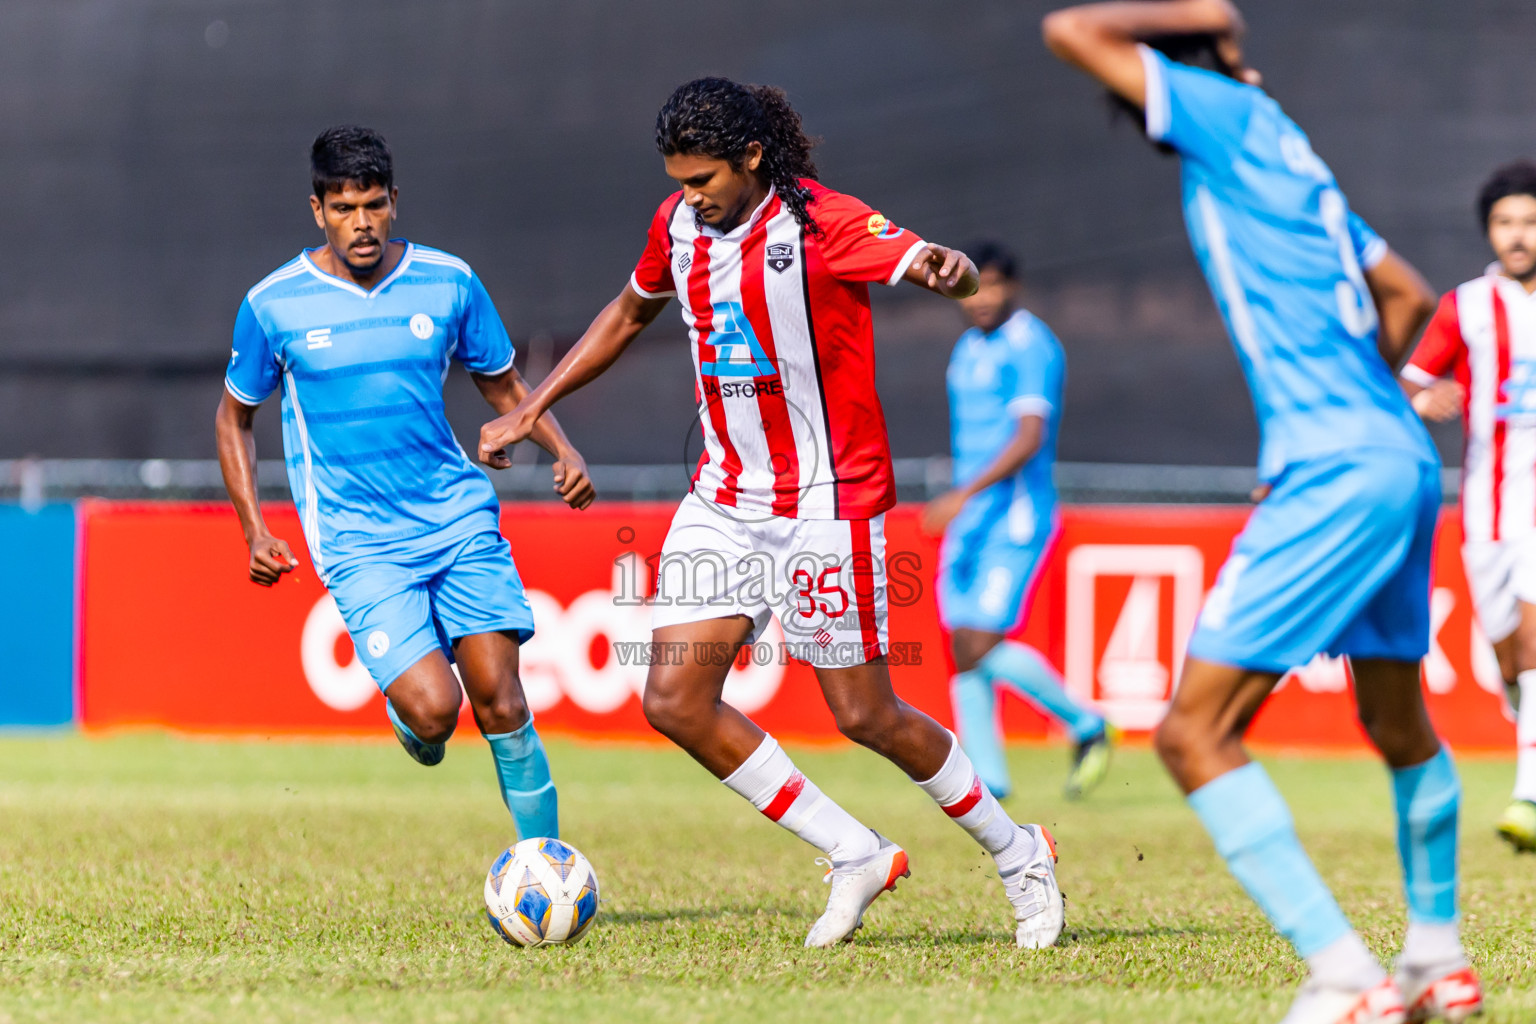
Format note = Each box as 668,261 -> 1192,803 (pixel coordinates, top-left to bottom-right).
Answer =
483,837 -> 600,947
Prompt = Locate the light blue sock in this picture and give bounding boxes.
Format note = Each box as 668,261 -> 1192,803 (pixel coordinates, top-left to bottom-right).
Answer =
1391,748 -> 1460,924
484,720 -> 559,840
1188,762 -> 1352,958
950,671 -> 1012,798
979,641 -> 1105,742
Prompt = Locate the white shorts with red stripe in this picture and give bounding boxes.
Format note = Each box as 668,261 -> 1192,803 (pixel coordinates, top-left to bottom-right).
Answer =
650,492 -> 889,669
1462,538 -> 1536,644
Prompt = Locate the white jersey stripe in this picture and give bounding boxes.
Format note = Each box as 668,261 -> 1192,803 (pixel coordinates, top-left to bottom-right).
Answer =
1462,277 -> 1497,543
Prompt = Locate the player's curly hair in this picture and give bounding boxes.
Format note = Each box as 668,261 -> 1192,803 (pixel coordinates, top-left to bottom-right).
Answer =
1478,160 -> 1536,229
655,77 -> 823,236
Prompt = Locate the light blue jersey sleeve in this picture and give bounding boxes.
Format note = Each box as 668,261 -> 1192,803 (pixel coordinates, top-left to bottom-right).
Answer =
1139,44 -> 1258,171
1005,324 -> 1056,420
455,273 -> 515,376
224,297 -> 280,405
1347,210 -> 1389,271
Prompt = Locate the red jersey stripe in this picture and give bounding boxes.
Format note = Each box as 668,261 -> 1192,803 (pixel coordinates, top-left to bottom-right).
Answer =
740,200 -> 802,516
762,771 -> 807,821
849,518 -> 883,661
1492,287 -> 1511,540
687,235 -> 743,507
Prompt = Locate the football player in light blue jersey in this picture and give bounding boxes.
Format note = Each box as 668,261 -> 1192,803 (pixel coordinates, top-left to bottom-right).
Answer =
1047,3 -> 1483,1022
922,243 -> 1113,802
215,126 -> 594,845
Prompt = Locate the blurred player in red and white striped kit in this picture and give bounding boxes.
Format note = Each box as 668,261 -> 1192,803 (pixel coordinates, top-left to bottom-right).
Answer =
1402,159 -> 1536,853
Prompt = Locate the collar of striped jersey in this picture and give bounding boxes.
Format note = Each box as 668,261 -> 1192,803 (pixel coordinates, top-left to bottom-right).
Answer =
300,239 -> 415,299
697,186 -> 778,240
1488,261 -> 1536,300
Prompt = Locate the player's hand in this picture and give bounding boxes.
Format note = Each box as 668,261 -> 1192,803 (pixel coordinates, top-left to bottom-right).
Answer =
552,448 -> 596,511
1207,2 -> 1262,87
248,533 -> 299,586
922,489 -> 969,537
1410,379 -> 1465,423
479,406 -> 538,468
910,244 -> 979,299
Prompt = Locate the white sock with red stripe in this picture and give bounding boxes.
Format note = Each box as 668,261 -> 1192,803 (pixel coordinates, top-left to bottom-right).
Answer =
1516,671 -> 1536,803
722,735 -> 880,864
916,731 -> 1037,876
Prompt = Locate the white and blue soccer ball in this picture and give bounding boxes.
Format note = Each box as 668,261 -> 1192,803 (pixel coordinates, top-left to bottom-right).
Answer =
484,837 -> 600,947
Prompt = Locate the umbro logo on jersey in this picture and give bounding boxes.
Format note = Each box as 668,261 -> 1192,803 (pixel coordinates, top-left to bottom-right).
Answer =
677,252 -> 692,274
306,328 -> 332,350
766,243 -> 795,274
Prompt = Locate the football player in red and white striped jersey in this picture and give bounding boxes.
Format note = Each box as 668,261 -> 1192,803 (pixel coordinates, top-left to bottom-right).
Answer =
1403,159 -> 1536,855
479,77 -> 1064,949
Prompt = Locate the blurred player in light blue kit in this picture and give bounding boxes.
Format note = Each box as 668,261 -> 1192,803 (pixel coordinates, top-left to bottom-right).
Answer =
1046,2 -> 1483,1022
923,243 -> 1113,801
215,126 -> 594,844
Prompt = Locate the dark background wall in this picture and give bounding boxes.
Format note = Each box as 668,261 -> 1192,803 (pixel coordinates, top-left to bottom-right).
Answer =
2,0 -> 1529,467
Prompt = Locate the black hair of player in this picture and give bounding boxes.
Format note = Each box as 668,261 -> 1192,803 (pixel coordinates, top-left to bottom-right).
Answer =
1478,160 -> 1536,230
970,242 -> 1020,281
1108,32 -> 1239,156
311,125 -> 393,199
656,77 -> 823,236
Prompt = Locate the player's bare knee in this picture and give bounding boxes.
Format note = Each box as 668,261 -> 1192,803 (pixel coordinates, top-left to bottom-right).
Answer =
1153,713 -> 1201,775
641,681 -> 701,743
831,700 -> 899,750
472,686 -> 529,734
397,695 -> 458,745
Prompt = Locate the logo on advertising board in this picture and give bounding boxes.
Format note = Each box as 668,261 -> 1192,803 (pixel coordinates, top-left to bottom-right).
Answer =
1063,544 -> 1204,731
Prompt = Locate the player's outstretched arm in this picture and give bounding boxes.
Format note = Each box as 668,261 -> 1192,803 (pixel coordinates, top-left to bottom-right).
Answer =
902,244 -> 980,299
471,366 -> 595,510
1364,250 -> 1438,367
922,416 -> 1045,536
1042,0 -> 1252,104
214,391 -> 298,586
479,286 -> 669,465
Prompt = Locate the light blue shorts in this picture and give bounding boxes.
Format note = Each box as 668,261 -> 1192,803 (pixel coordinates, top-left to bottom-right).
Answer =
325,529 -> 535,691
1187,449 -> 1440,673
938,509 -> 1058,634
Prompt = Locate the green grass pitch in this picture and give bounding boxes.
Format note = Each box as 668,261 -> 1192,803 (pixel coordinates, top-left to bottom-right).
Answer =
0,734 -> 1531,1023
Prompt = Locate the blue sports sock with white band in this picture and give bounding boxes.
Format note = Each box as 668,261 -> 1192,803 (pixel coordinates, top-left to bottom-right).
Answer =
485,719 -> 559,840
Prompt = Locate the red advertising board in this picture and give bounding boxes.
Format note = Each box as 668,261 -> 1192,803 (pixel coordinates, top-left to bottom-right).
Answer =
78,501 -> 1516,750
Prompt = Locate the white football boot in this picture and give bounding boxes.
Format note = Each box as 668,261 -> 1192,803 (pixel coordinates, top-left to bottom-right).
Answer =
1395,960 -> 1484,1022
1005,824 -> 1065,949
1277,978 -> 1407,1024
803,832 -> 909,948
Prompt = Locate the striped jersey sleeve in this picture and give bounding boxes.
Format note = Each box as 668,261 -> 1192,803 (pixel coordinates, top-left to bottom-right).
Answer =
809,188 -> 927,287
630,194 -> 682,299
1402,292 -> 1464,387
